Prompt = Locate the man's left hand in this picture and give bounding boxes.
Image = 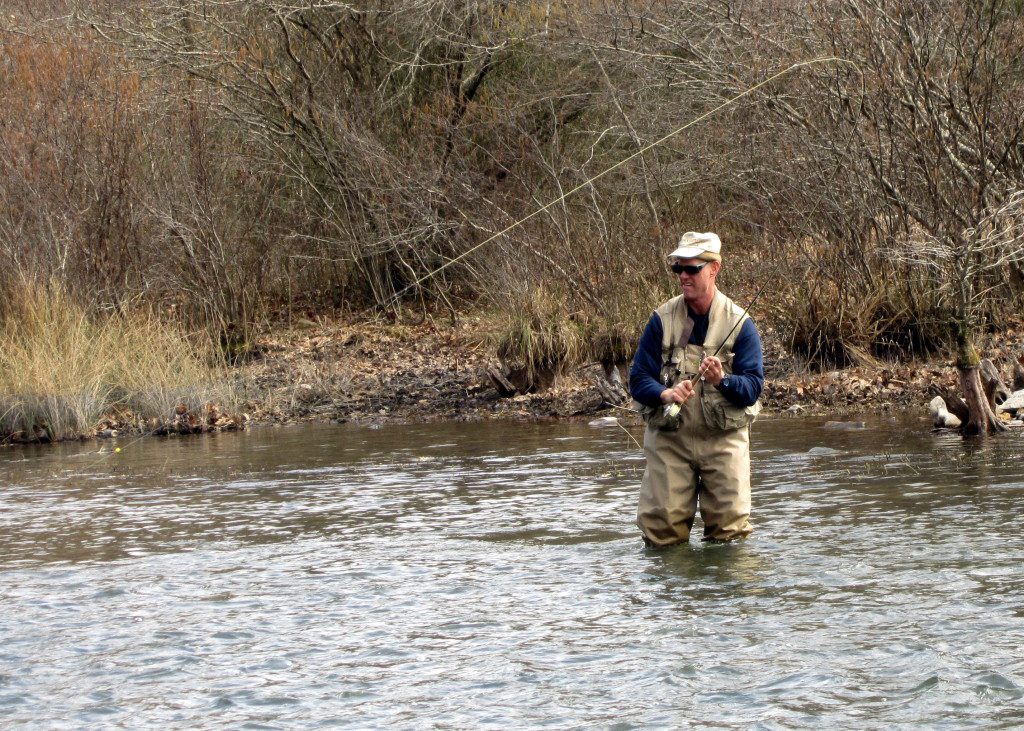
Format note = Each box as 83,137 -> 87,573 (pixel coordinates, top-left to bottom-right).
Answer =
700,355 -> 724,386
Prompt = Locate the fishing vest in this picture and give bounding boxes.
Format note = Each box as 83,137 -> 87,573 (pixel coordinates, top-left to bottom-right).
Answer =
641,290 -> 762,432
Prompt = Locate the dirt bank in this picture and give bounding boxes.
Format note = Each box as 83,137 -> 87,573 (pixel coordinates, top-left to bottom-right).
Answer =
238,314 -> 1013,428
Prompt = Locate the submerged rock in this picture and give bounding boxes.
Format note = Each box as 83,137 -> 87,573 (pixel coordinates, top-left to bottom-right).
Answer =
823,420 -> 866,431
588,416 -> 620,428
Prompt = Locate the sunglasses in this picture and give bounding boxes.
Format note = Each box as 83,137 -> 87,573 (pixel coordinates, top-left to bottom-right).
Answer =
670,261 -> 709,275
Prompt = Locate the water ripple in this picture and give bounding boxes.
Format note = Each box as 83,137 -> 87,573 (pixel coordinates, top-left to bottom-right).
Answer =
1,418 -> 1024,728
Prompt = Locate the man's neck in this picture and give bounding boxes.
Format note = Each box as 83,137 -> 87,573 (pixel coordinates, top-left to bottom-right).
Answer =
685,288 -> 717,316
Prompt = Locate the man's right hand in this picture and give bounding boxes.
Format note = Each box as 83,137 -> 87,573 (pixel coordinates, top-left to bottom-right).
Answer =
660,380 -> 695,405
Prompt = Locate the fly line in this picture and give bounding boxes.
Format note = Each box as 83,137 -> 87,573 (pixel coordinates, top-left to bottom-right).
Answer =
386,56 -> 860,309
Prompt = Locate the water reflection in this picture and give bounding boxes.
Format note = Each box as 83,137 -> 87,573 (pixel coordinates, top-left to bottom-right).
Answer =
641,540 -> 772,599
2,417 -> 1024,728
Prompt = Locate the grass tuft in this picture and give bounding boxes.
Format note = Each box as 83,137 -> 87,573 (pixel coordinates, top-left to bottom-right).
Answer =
0,279 -> 234,442
491,278 -> 658,390
493,285 -> 588,387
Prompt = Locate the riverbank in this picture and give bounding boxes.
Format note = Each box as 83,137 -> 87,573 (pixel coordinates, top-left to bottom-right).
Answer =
4,310 -> 1018,446
237,313 -> 998,428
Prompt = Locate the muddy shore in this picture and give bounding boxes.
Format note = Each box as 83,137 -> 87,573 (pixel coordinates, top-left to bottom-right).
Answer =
237,315 -> 1002,428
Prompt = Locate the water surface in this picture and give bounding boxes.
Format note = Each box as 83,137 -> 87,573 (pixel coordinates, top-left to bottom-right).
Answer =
2,417 -> 1023,728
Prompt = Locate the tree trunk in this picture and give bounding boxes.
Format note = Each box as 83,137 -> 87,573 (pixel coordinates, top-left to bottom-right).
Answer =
958,366 -> 1008,435
956,334 -> 1007,436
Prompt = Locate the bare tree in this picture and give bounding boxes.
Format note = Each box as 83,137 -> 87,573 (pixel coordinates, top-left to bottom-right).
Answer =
87,1 -> 581,311
753,0 -> 1024,433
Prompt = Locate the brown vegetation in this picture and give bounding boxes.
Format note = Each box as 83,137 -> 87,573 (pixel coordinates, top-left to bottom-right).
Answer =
2,1 -> 1024,436
0,279 -> 237,442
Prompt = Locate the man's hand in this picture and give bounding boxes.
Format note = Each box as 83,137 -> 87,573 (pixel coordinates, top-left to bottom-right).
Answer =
700,356 -> 724,386
660,380 -> 695,405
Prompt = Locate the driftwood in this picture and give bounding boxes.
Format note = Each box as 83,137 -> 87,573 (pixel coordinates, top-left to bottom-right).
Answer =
594,361 -> 629,407
980,358 -> 1012,409
937,386 -> 970,424
487,365 -> 518,398
487,361 -> 556,397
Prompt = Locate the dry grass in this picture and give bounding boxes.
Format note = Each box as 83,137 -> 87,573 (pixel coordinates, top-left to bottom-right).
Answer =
491,279 -> 659,388
493,285 -> 589,384
766,237 -> 959,369
0,279 -> 234,441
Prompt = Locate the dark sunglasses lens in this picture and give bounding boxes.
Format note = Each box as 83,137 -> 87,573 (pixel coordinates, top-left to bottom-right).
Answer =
671,262 -> 705,275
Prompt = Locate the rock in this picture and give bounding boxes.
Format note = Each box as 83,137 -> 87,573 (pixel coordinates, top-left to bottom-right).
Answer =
588,416 -> 619,428
999,389 -> 1024,417
929,395 -> 962,428
823,420 -> 866,431
294,383 -> 317,404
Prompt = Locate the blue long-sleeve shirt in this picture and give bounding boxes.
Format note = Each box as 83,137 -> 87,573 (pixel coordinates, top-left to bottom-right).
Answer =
629,310 -> 764,408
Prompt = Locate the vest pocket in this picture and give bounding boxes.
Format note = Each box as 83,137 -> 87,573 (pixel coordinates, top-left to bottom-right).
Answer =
701,388 -> 761,431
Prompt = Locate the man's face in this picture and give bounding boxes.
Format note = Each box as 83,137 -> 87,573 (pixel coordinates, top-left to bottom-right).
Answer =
673,258 -> 719,301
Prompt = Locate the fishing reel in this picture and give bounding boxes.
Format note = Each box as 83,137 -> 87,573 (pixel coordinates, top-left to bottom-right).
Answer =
657,401 -> 684,432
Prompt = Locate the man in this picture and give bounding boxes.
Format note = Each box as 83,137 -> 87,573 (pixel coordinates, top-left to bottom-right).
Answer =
629,231 -> 764,546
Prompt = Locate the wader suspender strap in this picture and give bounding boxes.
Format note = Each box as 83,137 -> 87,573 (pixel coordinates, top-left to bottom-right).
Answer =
679,316 -> 695,353
665,312 -> 695,386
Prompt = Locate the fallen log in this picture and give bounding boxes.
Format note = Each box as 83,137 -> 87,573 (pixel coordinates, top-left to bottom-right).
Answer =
487,365 -> 518,398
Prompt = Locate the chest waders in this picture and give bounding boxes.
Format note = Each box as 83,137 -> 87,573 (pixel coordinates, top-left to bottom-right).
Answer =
636,291 -> 762,546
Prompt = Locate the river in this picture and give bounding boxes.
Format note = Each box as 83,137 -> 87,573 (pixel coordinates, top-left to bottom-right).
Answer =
2,417 -> 1023,728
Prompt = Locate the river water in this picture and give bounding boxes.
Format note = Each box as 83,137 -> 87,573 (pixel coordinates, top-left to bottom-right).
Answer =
2,417 -> 1023,728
